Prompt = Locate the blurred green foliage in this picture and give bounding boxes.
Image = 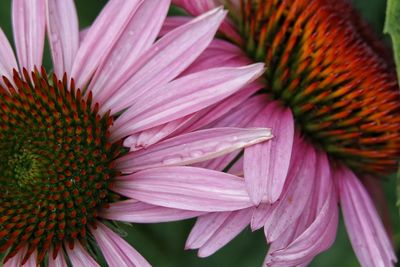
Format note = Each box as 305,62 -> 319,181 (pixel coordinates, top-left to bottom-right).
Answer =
0,0 -> 398,266
385,0 -> 400,90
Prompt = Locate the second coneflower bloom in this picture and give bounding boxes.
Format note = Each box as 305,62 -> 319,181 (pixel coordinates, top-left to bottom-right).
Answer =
172,0 -> 400,266
0,0 -> 274,266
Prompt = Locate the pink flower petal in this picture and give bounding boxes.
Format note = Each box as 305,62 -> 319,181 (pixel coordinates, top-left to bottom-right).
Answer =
178,82 -> 262,133
65,241 -> 99,267
79,27 -> 89,44
159,16 -> 191,36
123,81 -> 262,151
48,247 -> 67,267
172,0 -> 242,43
117,127 -> 271,173
90,221 -> 151,267
135,41 -> 258,138
179,41 -> 250,76
265,183 -> 338,266
12,0 -> 46,71
122,115 -> 194,151
0,28 -> 18,87
46,0 -> 79,76
337,166 -> 397,267
99,7 -> 227,115
99,199 -> 205,223
192,95 -> 268,173
70,0 -> 142,88
186,212 -> 232,249
250,203 -> 271,231
22,250 -> 37,267
111,63 -> 264,140
266,169 -> 338,266
244,101 -> 294,204
172,0 -> 217,13
4,246 -> 27,267
198,208 -> 253,257
90,0 -> 170,104
250,132 -> 304,231
263,142 -> 316,243
113,166 -> 253,212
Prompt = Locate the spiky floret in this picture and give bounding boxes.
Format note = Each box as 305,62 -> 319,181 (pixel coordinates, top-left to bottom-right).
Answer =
0,68 -> 123,264
232,0 -> 400,175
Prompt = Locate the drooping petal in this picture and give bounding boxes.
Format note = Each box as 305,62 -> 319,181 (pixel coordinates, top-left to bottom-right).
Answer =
12,0 -> 46,71
90,0 -> 170,103
197,208 -> 253,257
48,247 -> 68,267
186,212 -> 232,250
91,222 -> 151,267
99,7 -> 227,114
99,199 -> 205,223
263,142 -> 316,243
46,0 -> 79,76
111,63 -> 264,140
265,186 -> 338,266
250,132 -> 304,231
65,241 -> 99,267
0,28 -> 18,87
244,101 -> 294,204
113,166 -> 253,212
337,166 -> 397,267
70,0 -> 142,88
116,127 -> 272,173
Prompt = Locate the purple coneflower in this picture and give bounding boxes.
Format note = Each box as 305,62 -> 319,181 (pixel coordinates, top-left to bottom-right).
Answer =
0,0 -> 273,266
171,0 -> 400,266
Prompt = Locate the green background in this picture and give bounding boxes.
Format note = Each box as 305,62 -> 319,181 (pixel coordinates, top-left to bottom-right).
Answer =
0,0 -> 398,266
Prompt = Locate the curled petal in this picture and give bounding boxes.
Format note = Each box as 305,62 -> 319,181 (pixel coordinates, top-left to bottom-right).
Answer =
122,115 -> 193,151
113,166 -> 253,212
117,127 -> 272,173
